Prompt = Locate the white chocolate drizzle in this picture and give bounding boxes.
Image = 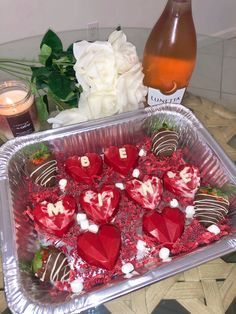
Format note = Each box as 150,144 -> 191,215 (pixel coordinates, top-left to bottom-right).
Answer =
30,159 -> 57,187
194,192 -> 229,225
152,130 -> 178,156
40,251 -> 70,283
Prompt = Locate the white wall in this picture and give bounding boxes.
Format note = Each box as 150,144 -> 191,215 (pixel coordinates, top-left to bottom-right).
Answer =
0,0 -> 236,44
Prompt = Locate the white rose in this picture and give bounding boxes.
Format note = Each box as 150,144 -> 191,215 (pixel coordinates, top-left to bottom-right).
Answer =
108,30 -> 139,74
73,41 -> 117,93
117,63 -> 147,113
86,91 -> 118,119
47,106 -> 91,128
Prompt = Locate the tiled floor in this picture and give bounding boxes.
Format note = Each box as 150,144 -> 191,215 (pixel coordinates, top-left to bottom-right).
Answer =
189,37 -> 236,112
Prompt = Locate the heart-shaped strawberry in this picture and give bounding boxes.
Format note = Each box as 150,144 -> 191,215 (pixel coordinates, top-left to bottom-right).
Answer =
65,153 -> 102,184
163,165 -> 200,200
77,224 -> 121,270
33,195 -> 77,237
79,185 -> 120,224
125,175 -> 163,209
104,144 -> 138,176
143,207 -> 185,248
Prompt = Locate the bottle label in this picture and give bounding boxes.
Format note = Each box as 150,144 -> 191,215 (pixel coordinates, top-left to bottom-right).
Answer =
147,87 -> 186,106
7,111 -> 35,137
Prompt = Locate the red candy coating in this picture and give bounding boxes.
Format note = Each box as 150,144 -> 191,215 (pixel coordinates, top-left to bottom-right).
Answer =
33,195 -> 77,237
77,224 -> 121,270
104,144 -> 138,176
143,207 -> 185,248
79,185 -> 120,224
163,165 -> 200,200
65,153 -> 103,184
125,175 -> 163,210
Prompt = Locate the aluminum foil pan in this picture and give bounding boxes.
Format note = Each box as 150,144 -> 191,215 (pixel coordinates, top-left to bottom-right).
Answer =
0,104 -> 236,313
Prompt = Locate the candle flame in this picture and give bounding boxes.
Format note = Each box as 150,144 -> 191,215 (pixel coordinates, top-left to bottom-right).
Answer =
6,97 -> 14,105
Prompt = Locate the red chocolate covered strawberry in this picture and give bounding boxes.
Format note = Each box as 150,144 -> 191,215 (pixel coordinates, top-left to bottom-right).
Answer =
33,195 -> 77,237
77,224 -> 121,270
65,153 -> 103,185
163,165 -> 200,200
79,185 -> 120,224
32,246 -> 71,283
143,207 -> 185,248
104,144 -> 138,176
193,186 -> 229,227
25,144 -> 58,187
125,175 -> 163,210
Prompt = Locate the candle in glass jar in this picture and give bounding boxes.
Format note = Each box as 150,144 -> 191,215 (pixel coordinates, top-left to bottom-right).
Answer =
0,81 -> 40,140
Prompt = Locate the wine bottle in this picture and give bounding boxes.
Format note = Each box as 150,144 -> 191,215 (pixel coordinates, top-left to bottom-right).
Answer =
142,0 -> 196,106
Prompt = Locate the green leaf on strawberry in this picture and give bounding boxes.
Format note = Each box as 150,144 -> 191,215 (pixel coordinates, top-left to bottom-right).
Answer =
198,186 -> 229,200
149,117 -> 177,135
32,249 -> 43,273
30,144 -> 50,163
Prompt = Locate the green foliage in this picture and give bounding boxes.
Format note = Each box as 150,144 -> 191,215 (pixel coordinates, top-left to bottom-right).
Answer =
0,29 -> 83,123
30,29 -> 82,120
35,95 -> 49,122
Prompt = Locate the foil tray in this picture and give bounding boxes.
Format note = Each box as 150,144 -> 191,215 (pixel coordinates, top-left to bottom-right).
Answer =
0,104 -> 236,314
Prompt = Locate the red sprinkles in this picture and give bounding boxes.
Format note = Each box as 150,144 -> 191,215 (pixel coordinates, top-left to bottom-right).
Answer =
25,137 -> 233,292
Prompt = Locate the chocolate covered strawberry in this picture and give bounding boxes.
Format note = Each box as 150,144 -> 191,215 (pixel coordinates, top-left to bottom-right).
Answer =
152,125 -> 179,157
194,186 -> 229,227
25,144 -> 58,187
104,144 -> 138,176
125,175 -> 163,210
33,195 -> 77,237
32,246 -> 71,283
163,165 -> 200,200
79,185 -> 120,224
65,153 -> 103,185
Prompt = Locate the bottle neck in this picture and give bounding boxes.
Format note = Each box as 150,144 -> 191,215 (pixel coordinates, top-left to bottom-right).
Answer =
164,0 -> 192,16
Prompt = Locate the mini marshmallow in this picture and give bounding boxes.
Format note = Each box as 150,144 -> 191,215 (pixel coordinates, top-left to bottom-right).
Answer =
185,205 -> 195,219
136,240 -> 146,250
121,262 -> 134,274
77,213 -> 87,223
80,219 -> 89,230
70,279 -> 83,294
59,179 -> 67,192
136,240 -> 149,260
169,199 -> 179,208
159,247 -> 171,262
132,168 -> 140,178
88,224 -> 99,233
207,224 -> 221,235
115,182 -> 125,190
139,149 -> 147,157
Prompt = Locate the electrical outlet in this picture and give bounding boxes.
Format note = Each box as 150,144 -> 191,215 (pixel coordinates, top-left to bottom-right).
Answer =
87,21 -> 99,42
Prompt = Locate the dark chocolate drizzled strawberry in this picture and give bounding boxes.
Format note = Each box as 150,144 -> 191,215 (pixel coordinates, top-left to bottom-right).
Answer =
26,144 -> 58,187
193,187 -> 229,227
32,246 -> 71,283
152,126 -> 179,157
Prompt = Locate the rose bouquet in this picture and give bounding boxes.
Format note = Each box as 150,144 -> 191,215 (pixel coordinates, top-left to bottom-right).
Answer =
0,28 -> 147,128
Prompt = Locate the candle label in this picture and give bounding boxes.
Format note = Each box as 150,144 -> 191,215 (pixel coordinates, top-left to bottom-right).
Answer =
148,87 -> 186,106
7,111 -> 35,137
